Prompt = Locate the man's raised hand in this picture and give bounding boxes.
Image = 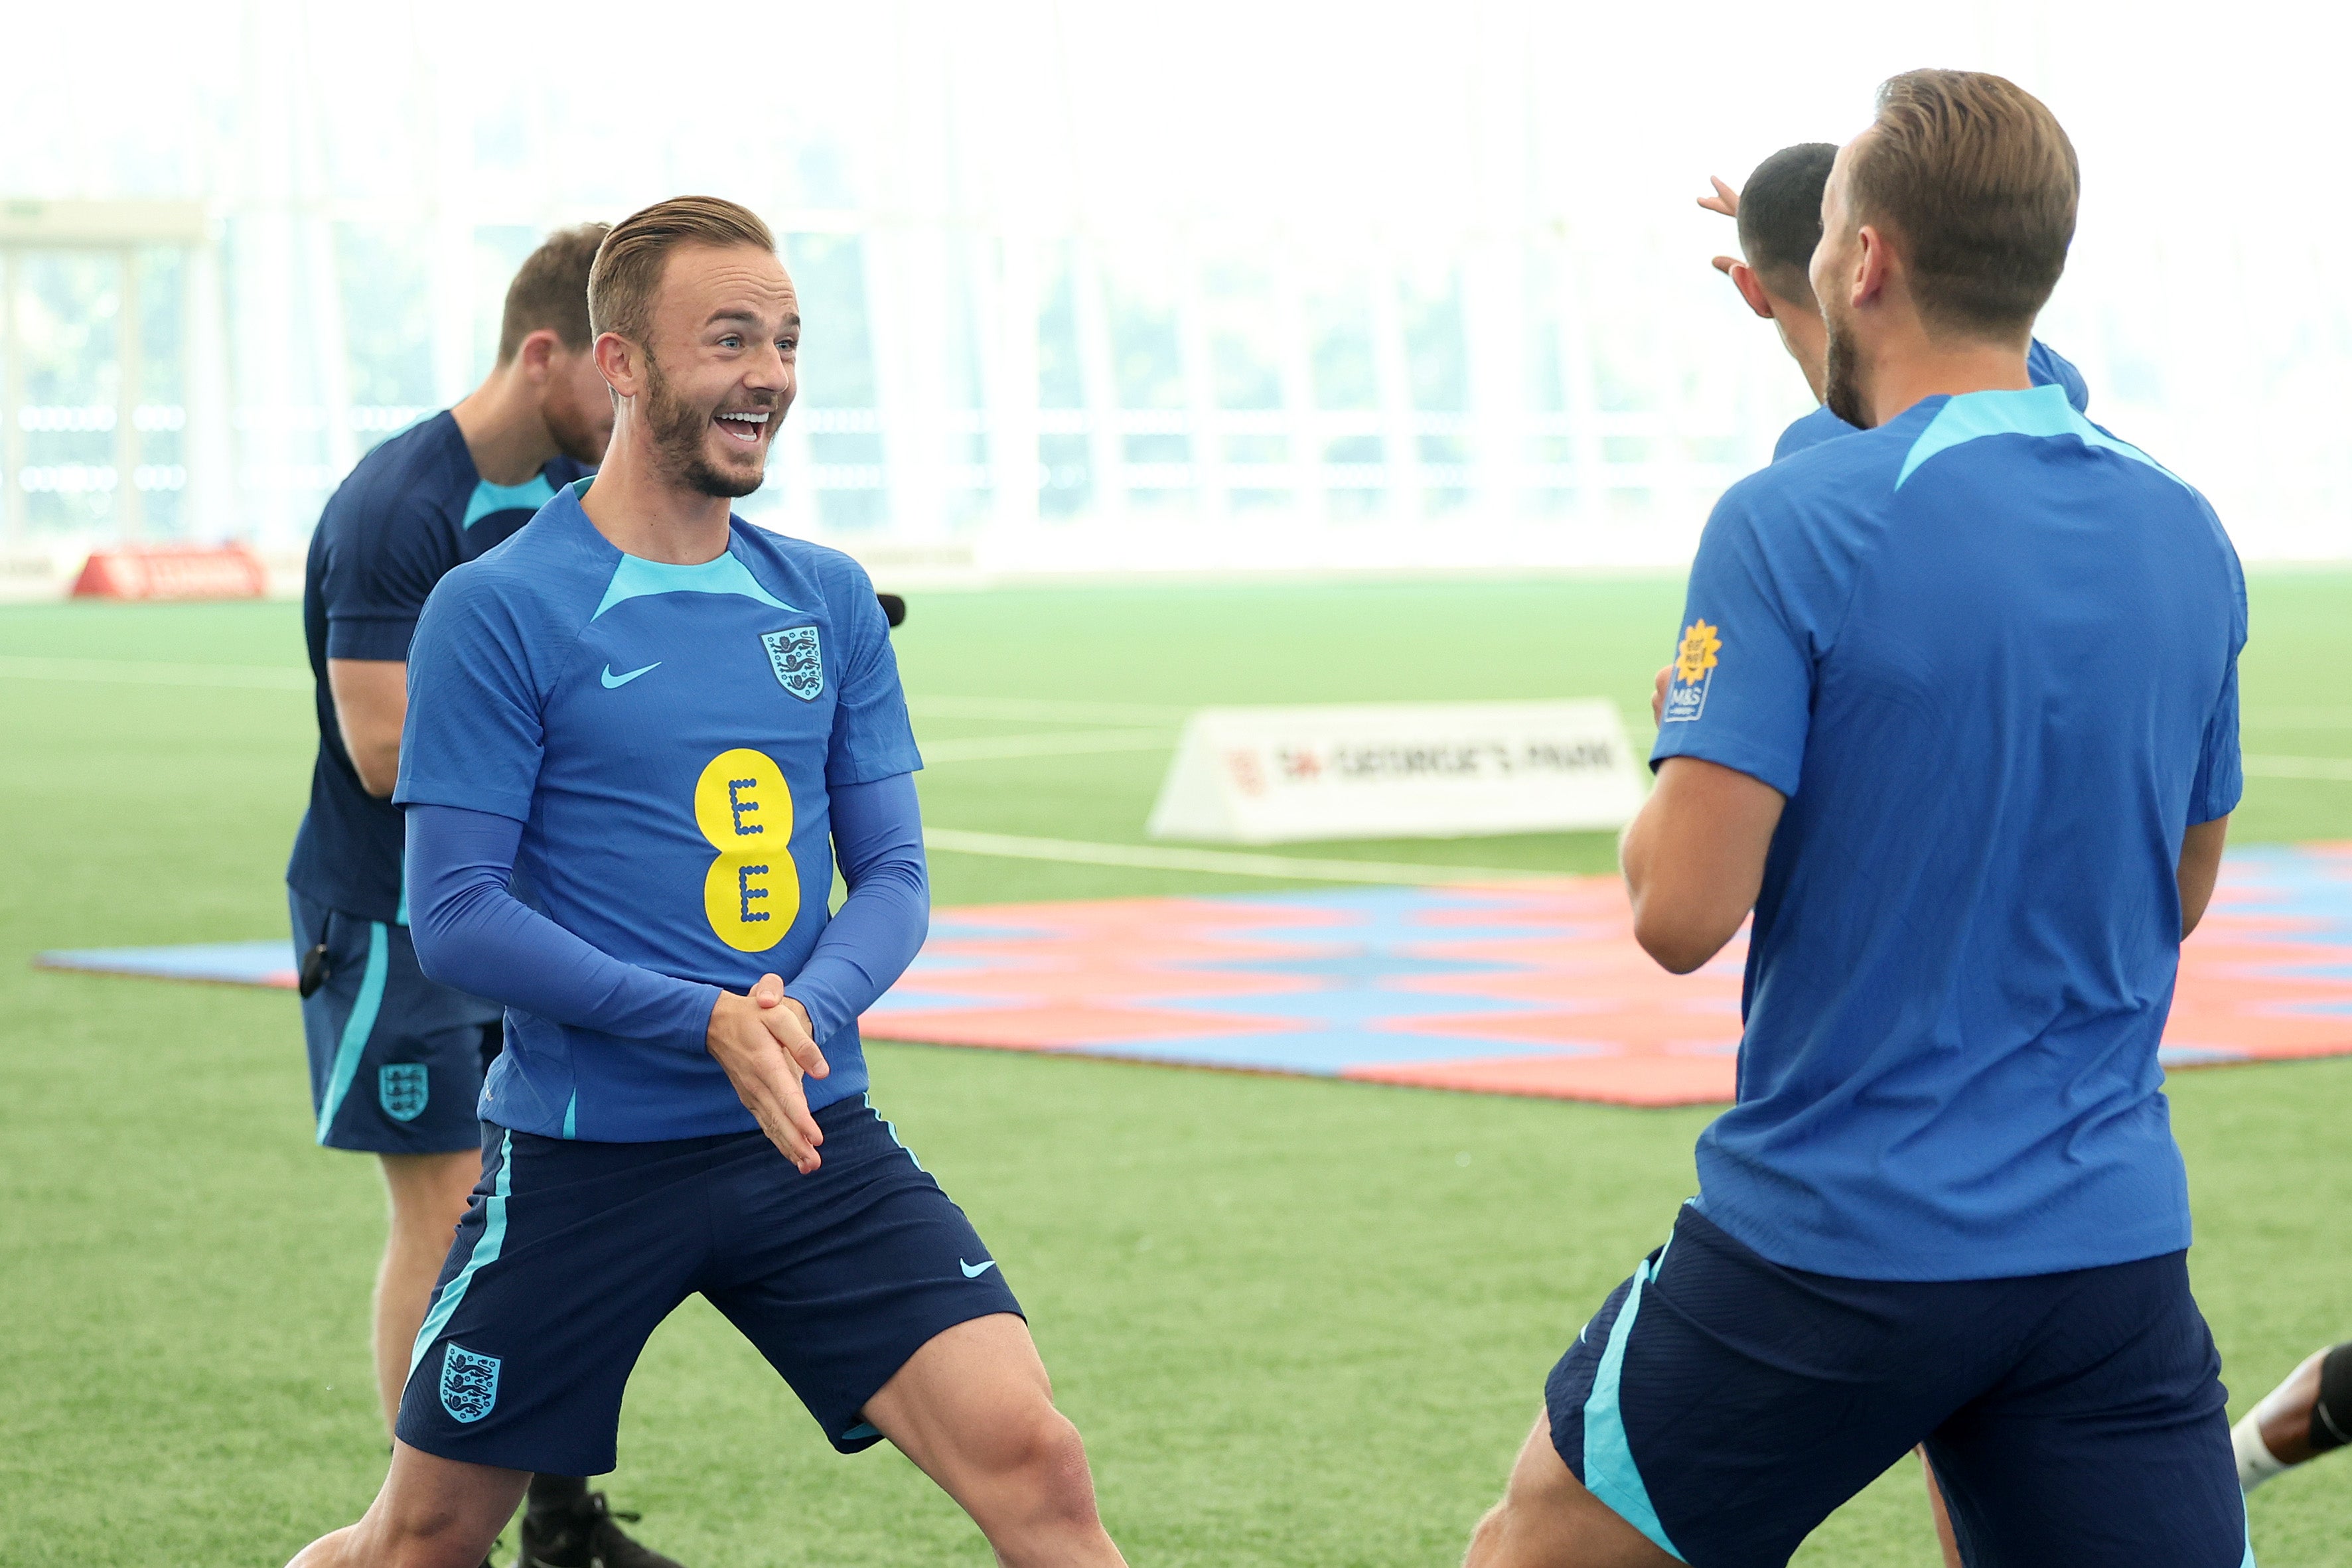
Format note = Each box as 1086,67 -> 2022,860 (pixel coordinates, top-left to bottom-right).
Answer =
707,973 -> 830,1173
1699,175 -> 1743,278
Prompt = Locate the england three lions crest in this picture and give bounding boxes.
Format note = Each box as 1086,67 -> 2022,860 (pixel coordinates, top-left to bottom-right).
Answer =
439,1343 -> 500,1423
761,626 -> 823,701
378,1063 -> 429,1123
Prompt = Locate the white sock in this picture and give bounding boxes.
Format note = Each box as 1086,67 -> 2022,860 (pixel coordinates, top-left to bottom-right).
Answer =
2234,1411 -> 2292,1492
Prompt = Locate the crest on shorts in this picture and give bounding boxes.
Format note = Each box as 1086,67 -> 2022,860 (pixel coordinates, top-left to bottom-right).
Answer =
378,1063 -> 429,1122
1662,618 -> 1721,724
439,1343 -> 500,1423
761,626 -> 823,701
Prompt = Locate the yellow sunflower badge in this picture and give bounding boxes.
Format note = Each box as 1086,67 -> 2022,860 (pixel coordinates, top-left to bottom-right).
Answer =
1663,618 -> 1721,723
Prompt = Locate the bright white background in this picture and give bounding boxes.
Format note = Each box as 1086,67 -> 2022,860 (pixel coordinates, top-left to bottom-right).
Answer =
2,0 -> 2345,567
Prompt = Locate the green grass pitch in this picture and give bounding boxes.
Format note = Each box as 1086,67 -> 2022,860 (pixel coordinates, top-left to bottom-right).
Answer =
1,574 -> 2347,1566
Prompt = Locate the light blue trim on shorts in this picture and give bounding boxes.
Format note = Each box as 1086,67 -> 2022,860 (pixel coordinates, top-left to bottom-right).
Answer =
561,1091 -> 577,1141
2241,1495 -> 2257,1567
409,1130 -> 514,1376
315,920 -> 390,1145
1581,1236 -> 1686,1563
866,1091 -> 924,1173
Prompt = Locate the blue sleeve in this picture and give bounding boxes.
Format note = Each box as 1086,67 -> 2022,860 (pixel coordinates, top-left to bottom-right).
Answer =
392,569 -> 546,821
826,564 -> 924,788
783,773 -> 929,1044
1648,488 -> 1818,799
405,803 -> 721,1048
2188,663 -> 2242,825
2188,564 -> 2246,825
320,490 -> 451,662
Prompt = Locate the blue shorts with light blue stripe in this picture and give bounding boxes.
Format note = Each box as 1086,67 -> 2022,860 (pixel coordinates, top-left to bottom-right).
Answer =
1544,1203 -> 2250,1568
396,1097 -> 1023,1476
291,889 -> 499,1155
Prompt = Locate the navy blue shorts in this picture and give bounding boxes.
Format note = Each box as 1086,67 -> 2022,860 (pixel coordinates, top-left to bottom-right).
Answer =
395,1095 -> 1024,1476
1546,1204 -> 2250,1568
291,889 -> 500,1155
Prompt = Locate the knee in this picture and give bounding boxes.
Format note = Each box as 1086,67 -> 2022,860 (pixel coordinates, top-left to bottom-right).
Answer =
1467,1491 -> 1571,1568
367,1500 -> 502,1568
1463,1500 -> 1511,1565
990,1406 -> 1101,1528
285,1524 -> 354,1568
378,1526 -> 496,1568
386,1541 -> 492,1568
295,1518 -> 483,1568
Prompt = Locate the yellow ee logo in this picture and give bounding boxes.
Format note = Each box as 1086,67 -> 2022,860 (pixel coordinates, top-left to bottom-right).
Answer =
693,748 -> 798,952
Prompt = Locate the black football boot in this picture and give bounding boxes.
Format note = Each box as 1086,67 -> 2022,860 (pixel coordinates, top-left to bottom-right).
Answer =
518,1488 -> 684,1568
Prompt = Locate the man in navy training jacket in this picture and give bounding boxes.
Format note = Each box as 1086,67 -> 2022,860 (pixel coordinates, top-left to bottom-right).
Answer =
286,222 -> 686,1567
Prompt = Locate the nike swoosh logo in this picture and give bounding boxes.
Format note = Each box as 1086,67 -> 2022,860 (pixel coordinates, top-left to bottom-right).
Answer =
600,662 -> 660,689
960,1258 -> 998,1279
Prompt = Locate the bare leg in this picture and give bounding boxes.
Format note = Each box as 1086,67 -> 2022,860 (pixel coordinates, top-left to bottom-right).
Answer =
1919,1447 -> 1962,1568
2254,1346 -> 2329,1466
858,1313 -> 1125,1568
1461,1409 -> 1679,1568
374,1151 -> 480,1431
287,1441 -> 528,1568
2235,1342 -> 2352,1490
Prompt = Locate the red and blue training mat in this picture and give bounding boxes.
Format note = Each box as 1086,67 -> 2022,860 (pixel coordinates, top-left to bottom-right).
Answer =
38,843 -> 2352,1108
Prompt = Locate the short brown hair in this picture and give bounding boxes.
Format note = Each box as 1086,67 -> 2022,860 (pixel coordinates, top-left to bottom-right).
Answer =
587,196 -> 776,349
496,223 -> 609,363
1848,69 -> 2077,337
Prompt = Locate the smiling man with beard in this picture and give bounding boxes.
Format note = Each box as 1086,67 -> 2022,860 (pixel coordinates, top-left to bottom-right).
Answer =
284,196 -> 1130,1568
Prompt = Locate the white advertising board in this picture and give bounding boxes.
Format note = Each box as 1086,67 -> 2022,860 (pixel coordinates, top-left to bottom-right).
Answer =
1145,700 -> 1647,845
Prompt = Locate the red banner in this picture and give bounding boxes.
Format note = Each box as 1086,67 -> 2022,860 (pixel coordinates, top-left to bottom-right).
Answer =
72,545 -> 267,601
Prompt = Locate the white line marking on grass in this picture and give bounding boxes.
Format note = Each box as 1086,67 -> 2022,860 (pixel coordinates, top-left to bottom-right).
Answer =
909,695 -> 1193,725
920,729 -> 1177,762
0,655 -> 311,689
921,827 -> 1537,883
2244,754 -> 2352,782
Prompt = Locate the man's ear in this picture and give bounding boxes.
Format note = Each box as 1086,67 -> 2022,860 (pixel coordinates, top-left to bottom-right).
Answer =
593,330 -> 639,399
515,328 -> 562,382
1851,224 -> 1891,309
1726,261 -> 1777,321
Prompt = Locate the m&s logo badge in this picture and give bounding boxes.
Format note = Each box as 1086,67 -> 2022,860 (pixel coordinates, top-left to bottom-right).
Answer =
1662,619 -> 1721,723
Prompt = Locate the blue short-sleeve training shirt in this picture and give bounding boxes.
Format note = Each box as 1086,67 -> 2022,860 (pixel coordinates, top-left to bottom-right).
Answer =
287,412 -> 589,922
1655,384 -> 2244,1281
1773,338 -> 2089,463
393,482 -> 922,1142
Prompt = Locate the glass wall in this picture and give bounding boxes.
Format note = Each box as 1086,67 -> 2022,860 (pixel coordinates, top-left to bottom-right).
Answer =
1,0 -> 2345,566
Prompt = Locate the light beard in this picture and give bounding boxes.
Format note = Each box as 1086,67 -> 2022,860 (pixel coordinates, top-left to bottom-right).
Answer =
544,381 -> 613,467
1822,321 -> 1869,429
643,352 -> 767,500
